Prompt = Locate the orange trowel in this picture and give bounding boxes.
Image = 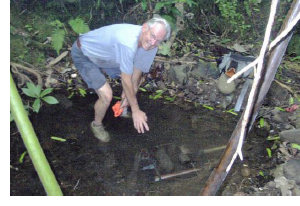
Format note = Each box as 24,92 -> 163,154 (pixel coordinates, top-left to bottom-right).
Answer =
112,101 -> 123,117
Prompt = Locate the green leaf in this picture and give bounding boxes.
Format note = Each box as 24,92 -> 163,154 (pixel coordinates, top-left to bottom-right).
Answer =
40,88 -> 53,97
289,97 -> 294,105
113,96 -> 122,100
266,148 -> 272,158
171,7 -> 182,17
51,29 -> 65,55
51,136 -> 67,142
161,15 -> 176,30
275,107 -> 286,112
291,143 -> 300,150
68,17 -> 90,34
155,90 -> 164,93
68,92 -> 74,99
139,87 -> 147,92
42,96 -> 59,104
141,0 -> 147,11
155,2 -> 165,11
22,88 -> 36,98
50,20 -> 64,28
259,171 -> 265,177
266,135 -> 280,141
227,111 -> 238,116
78,88 -> 87,97
225,109 -> 238,115
158,42 -> 171,56
164,96 -> 176,101
19,151 -> 27,164
259,118 -> 264,128
24,82 -> 41,97
32,99 -> 41,113
203,105 -> 214,110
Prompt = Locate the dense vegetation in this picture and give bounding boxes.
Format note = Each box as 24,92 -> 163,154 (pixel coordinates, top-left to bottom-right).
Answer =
10,0 -> 299,66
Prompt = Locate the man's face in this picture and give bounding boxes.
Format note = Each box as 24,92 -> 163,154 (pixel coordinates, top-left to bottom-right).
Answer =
139,23 -> 167,51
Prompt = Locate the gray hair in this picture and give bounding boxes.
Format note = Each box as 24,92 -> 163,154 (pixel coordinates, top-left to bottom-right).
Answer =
146,15 -> 171,41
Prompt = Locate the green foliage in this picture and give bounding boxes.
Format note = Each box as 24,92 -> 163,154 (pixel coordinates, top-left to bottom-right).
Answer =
215,0 -> 262,37
52,29 -> 66,55
225,109 -> 238,116
158,42 -> 172,56
203,105 -> 214,110
266,148 -> 272,158
67,79 -> 87,98
68,17 -> 90,34
21,82 -> 59,113
50,17 -> 89,55
153,0 -> 198,31
259,117 -> 264,128
287,34 -> 300,56
51,136 -> 67,142
19,151 -> 27,164
291,143 -> 300,150
149,89 -> 165,100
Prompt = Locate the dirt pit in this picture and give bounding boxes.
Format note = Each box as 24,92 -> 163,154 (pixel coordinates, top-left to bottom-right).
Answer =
10,89 -> 273,196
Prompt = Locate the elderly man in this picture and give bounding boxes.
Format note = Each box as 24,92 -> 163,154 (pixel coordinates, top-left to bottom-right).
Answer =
71,16 -> 171,142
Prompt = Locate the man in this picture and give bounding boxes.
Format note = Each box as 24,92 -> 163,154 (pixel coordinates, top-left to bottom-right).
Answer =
71,16 -> 171,142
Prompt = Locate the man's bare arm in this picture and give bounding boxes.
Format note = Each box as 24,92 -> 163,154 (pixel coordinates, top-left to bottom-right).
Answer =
121,72 -> 149,133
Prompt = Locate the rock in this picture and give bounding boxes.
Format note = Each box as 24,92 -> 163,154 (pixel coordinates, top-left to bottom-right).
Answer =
271,108 -> 281,115
104,153 -> 117,169
233,192 -> 247,196
219,94 -> 234,109
295,118 -> 300,129
271,164 -> 284,178
292,185 -> 300,196
274,176 -> 294,196
217,73 -> 236,94
157,81 -> 167,90
179,145 -> 191,155
210,92 -> 217,102
169,65 -> 189,85
178,153 -> 191,164
190,61 -> 219,80
267,181 -> 276,189
284,124 -> 295,130
155,147 -> 174,173
283,159 -> 300,184
265,81 -> 289,107
280,129 -> 300,144
241,166 -> 251,177
272,113 -> 283,123
55,93 -> 73,109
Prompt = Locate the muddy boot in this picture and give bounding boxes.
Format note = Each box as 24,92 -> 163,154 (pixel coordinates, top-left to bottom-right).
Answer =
90,121 -> 110,142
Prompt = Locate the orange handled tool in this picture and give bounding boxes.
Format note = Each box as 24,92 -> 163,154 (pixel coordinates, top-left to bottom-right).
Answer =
112,101 -> 123,117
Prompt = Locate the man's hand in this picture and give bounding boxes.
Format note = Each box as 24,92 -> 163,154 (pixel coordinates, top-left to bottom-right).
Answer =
132,110 -> 149,133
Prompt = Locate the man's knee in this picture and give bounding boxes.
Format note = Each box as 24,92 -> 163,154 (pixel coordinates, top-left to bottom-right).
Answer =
96,83 -> 113,107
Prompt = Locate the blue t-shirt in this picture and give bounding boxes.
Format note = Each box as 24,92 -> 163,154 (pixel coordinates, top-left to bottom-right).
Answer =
79,24 -> 158,75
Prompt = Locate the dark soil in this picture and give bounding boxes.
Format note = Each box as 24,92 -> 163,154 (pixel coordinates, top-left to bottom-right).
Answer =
10,88 -> 275,196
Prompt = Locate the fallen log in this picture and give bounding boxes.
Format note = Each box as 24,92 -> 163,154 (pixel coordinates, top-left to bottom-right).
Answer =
199,0 -> 300,195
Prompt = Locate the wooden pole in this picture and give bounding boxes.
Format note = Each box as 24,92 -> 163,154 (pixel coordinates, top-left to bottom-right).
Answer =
199,0 -> 300,195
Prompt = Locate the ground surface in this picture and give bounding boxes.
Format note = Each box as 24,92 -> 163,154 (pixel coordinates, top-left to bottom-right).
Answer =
10,88 -> 277,196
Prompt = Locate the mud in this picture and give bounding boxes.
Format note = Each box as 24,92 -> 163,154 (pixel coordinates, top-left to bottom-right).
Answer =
10,89 -> 272,196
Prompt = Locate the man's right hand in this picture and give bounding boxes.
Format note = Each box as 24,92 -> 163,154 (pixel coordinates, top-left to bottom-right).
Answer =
132,109 -> 149,133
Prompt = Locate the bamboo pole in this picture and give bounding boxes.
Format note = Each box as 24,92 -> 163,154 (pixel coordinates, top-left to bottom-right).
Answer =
10,73 -> 63,196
